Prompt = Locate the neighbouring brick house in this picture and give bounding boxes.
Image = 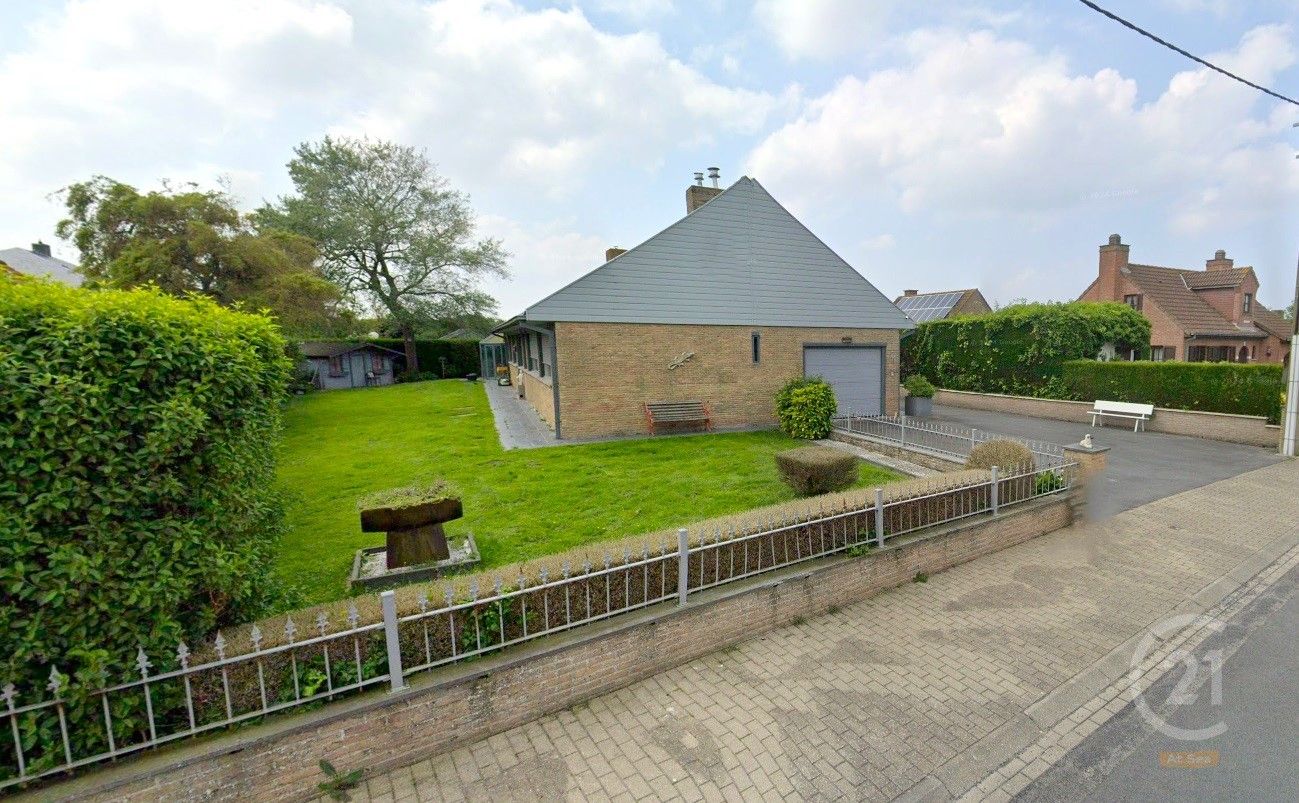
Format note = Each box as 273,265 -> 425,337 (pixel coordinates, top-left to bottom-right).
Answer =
1078,234 -> 1292,364
496,174 -> 914,439
893,288 -> 992,322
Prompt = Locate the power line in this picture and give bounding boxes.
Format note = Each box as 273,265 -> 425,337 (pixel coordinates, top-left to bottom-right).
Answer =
1075,0 -> 1299,107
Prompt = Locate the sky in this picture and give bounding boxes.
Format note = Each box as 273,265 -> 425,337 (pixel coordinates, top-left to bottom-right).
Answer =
2,0 -> 1299,317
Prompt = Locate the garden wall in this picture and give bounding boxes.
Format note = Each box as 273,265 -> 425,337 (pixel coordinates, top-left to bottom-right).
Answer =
41,496 -> 1073,803
934,389 -> 1280,448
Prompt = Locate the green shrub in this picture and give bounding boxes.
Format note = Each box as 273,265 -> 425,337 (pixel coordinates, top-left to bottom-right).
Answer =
0,278 -> 290,768
775,377 -> 838,439
965,439 -> 1035,471
1062,360 -> 1284,422
903,375 -> 936,398
775,446 -> 859,496
902,302 -> 1150,397
366,338 -> 477,377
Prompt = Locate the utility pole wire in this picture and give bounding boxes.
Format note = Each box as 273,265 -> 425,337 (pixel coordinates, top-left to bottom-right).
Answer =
1075,0 -> 1299,107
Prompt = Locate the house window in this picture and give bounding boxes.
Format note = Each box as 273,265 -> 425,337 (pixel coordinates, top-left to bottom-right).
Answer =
1124,294 -> 1143,311
1150,346 -> 1167,362
329,356 -> 344,377
1243,293 -> 1253,314
751,331 -> 761,364
539,335 -> 552,378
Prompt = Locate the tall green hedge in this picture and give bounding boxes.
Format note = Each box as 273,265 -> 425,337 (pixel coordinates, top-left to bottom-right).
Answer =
901,302 -> 1150,397
365,337 -> 478,376
1062,360 -> 1284,422
0,278 -> 290,765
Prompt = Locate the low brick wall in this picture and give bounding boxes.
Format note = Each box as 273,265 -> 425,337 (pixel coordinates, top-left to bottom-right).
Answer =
934,389 -> 1280,448
829,428 -> 966,472
39,498 -> 1072,803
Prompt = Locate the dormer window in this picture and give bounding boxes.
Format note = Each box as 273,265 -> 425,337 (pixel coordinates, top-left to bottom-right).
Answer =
1243,293 -> 1252,314
1124,294 -> 1142,311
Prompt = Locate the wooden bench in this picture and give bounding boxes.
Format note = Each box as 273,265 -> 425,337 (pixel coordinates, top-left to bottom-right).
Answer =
644,401 -> 712,435
1090,400 -> 1154,432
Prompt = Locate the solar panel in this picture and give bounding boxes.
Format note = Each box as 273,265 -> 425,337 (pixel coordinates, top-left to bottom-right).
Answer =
895,291 -> 963,322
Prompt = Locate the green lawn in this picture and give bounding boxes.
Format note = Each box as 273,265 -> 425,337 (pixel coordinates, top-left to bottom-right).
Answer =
275,381 -> 900,606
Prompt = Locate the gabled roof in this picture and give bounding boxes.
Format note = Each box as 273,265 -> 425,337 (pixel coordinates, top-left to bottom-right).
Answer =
1123,264 -> 1275,339
1183,267 -> 1252,290
1251,303 -> 1292,341
517,177 -> 912,330
893,288 -> 988,322
299,341 -> 404,359
0,247 -> 81,286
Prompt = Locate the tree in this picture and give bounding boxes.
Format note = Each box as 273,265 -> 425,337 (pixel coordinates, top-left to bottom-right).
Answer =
257,137 -> 508,373
55,176 -> 345,335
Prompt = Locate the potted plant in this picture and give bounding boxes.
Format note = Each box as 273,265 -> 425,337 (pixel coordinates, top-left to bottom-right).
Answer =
903,375 -> 936,418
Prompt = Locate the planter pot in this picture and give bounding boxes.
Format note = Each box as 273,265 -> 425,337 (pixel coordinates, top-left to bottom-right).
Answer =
904,396 -> 933,418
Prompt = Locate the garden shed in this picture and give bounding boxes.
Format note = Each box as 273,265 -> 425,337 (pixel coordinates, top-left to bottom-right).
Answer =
300,341 -> 404,390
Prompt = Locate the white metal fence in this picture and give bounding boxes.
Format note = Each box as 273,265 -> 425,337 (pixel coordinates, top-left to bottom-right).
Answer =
834,413 -> 1069,469
2,461 -> 1076,791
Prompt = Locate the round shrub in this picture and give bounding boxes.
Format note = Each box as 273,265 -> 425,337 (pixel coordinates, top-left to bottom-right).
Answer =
775,377 -> 838,439
903,375 -> 935,398
965,439 -> 1034,471
775,446 -> 859,496
0,278 -> 290,760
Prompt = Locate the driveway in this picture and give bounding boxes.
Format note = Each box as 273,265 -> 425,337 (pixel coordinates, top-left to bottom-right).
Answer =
929,405 -> 1283,518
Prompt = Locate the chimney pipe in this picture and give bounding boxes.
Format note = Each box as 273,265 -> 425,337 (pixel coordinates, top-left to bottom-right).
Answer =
605,246 -> 627,262
31,241 -> 51,258
707,167 -> 720,188
693,172 -> 704,186
1206,249 -> 1234,271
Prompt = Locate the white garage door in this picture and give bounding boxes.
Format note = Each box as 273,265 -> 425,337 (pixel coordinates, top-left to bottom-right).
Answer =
803,346 -> 883,416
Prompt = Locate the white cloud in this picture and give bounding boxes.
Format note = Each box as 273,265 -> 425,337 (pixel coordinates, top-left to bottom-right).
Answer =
476,214 -> 607,316
754,0 -> 897,61
746,25 -> 1299,232
584,0 -> 676,23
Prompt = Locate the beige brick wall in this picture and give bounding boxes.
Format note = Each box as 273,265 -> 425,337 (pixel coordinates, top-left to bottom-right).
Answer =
518,368 -> 555,430
47,497 -> 1070,803
553,322 -> 901,439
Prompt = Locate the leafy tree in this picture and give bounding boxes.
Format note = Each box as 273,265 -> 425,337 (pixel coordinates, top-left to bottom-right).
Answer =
55,176 -> 344,335
257,137 -> 509,372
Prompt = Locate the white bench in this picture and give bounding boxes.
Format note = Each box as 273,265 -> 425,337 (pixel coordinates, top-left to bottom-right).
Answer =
1090,400 -> 1154,432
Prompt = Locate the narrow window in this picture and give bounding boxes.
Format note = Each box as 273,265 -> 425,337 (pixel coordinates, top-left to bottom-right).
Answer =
1150,346 -> 1165,362
1243,293 -> 1253,314
1124,294 -> 1142,311
329,356 -> 343,376
751,331 -> 761,364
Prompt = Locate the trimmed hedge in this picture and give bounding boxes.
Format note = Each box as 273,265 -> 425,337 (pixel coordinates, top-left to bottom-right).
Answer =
0,278 -> 290,770
775,446 -> 859,496
1062,360 -> 1284,422
902,302 -> 1151,397
365,338 -> 478,377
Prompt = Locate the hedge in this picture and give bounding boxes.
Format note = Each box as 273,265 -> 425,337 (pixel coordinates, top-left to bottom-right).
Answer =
365,337 -> 478,376
1062,360 -> 1284,422
0,278 -> 290,773
902,302 -> 1151,397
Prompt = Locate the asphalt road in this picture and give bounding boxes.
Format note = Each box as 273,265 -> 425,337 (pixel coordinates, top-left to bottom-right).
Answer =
1017,561 -> 1299,802
930,405 -> 1283,518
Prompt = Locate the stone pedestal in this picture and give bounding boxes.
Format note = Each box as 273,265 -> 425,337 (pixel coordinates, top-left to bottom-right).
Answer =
1063,441 -> 1110,521
360,495 -> 464,571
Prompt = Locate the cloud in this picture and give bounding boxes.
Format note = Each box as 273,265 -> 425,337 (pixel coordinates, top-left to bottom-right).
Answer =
476,215 -> 607,315
583,0 -> 676,23
754,0 -> 898,61
745,25 -> 1299,232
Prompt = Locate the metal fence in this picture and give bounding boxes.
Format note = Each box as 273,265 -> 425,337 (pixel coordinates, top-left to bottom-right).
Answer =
1,461 -> 1076,791
833,413 -> 1069,468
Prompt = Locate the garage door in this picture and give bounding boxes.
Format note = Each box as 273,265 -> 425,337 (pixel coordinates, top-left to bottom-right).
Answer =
803,346 -> 883,416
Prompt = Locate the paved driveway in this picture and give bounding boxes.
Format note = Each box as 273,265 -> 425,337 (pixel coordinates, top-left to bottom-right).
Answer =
929,405 -> 1283,519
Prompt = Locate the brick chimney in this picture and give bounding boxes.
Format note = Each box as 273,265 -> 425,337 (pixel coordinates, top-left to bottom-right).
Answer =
605,247 -> 627,262
1097,233 -> 1129,301
903,289 -> 918,297
31,241 -> 51,258
686,168 -> 722,213
1206,249 -> 1234,271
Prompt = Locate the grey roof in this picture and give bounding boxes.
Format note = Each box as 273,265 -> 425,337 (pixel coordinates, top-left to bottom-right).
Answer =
519,177 -> 912,330
0,247 -> 82,286
299,341 -> 404,359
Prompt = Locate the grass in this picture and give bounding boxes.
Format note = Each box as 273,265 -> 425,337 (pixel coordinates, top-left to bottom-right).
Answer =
275,380 -> 901,606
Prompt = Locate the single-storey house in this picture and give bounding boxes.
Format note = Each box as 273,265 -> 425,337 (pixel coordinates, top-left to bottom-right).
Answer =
495,174 -> 914,439
299,341 -> 404,390
1078,235 -> 1291,363
894,288 -> 992,322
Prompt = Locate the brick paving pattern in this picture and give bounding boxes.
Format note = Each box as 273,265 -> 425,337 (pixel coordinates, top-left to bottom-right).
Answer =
358,461 -> 1299,802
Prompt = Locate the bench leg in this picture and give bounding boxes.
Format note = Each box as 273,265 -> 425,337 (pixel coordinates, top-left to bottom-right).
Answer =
1133,418 -> 1139,433
1090,413 -> 1098,428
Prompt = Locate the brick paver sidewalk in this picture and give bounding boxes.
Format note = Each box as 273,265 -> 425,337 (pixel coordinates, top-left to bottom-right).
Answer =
358,461 -> 1299,802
